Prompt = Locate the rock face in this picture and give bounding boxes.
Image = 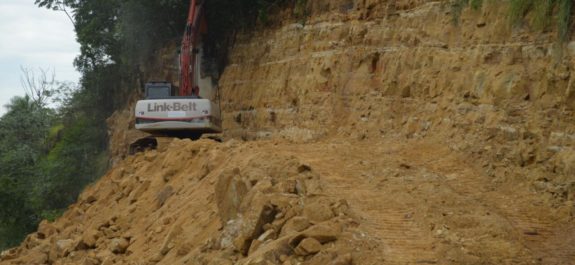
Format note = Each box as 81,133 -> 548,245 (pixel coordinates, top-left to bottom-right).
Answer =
215,1 -> 575,212
221,0 -> 575,141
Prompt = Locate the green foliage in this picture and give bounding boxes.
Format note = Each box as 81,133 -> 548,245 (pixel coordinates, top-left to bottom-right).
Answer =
294,0 -> 308,21
451,0 -> 483,25
508,0 -> 534,26
450,0 -> 574,42
557,0 -> 572,41
508,0 -> 573,41
469,0 -> 483,10
39,209 -> 66,222
118,0 -> 187,67
0,96 -> 52,249
0,91 -> 108,250
531,0 -> 555,31
38,118 -> 104,209
34,0 -> 78,10
203,0 -> 304,72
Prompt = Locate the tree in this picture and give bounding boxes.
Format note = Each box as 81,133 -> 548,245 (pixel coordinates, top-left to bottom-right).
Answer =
0,95 -> 53,249
19,67 -> 58,108
34,0 -> 77,26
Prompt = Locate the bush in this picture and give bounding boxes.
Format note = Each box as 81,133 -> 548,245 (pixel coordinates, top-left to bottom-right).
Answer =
450,0 -> 573,42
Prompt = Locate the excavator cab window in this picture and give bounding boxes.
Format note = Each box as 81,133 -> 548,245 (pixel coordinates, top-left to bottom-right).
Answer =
145,82 -> 173,99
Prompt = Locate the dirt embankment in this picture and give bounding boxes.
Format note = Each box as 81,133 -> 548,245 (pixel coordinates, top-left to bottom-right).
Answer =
1,137 -> 573,264
2,0 -> 575,264
0,139 -> 379,265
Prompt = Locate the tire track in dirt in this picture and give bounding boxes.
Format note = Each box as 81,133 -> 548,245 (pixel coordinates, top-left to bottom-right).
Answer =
277,138 -> 574,264
402,141 -> 575,265
280,141 -> 439,264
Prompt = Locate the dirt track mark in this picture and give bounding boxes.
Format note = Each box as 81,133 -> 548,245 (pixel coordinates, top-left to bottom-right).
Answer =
279,139 -> 573,264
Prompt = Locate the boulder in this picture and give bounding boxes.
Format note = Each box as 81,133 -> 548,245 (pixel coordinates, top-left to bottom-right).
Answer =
294,237 -> 322,256
0,248 -> 19,261
233,201 -> 276,255
81,229 -> 100,249
55,239 -> 75,257
21,250 -> 48,265
216,168 -> 251,222
37,220 -> 57,239
303,199 -> 335,223
109,238 -> 129,254
302,223 -> 342,243
331,253 -> 353,265
280,217 -> 311,236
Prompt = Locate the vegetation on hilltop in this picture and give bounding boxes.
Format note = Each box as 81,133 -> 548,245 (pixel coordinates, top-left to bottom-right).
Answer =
452,0 -> 573,41
0,0 -> 188,249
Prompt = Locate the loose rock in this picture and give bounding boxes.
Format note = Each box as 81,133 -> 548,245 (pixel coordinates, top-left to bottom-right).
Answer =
294,238 -> 322,256
109,238 -> 129,254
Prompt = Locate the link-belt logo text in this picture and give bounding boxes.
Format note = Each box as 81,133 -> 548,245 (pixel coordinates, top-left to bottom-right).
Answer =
147,102 -> 197,112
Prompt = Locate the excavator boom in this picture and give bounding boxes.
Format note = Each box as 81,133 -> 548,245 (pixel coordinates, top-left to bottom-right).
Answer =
180,0 -> 200,97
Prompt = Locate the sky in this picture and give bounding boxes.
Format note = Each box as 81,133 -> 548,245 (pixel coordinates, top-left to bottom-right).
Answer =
0,0 -> 79,116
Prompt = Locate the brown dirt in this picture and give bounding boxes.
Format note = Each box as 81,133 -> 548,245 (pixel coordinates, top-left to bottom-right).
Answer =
1,135 -> 573,264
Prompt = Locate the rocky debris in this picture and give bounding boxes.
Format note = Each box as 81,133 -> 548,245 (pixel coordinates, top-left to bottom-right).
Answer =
160,223 -> 182,256
55,239 -> 75,257
128,180 -> 151,204
109,237 -> 130,254
331,253 -> 353,265
300,223 -> 341,244
82,256 -> 101,265
294,237 -> 322,256
213,155 -> 359,264
0,249 -> 18,261
215,168 -> 251,223
303,198 -> 336,223
79,229 -> 100,249
84,195 -> 98,204
280,216 -> 311,236
37,220 -> 58,239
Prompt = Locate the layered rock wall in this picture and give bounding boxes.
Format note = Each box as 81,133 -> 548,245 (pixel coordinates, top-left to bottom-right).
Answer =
219,0 -> 575,200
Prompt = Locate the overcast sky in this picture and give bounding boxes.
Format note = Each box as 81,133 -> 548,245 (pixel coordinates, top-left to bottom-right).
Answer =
0,0 -> 79,116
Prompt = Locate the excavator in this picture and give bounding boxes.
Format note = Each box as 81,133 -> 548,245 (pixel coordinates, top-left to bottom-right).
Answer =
130,0 -> 222,154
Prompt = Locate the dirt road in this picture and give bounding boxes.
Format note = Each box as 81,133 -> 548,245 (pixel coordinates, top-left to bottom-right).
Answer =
270,137 -> 575,264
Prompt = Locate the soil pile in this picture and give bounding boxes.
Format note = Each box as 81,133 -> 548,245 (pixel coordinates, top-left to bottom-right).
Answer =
0,139 -> 378,265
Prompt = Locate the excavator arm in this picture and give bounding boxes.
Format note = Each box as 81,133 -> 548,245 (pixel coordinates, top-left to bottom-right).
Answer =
180,0 -> 206,97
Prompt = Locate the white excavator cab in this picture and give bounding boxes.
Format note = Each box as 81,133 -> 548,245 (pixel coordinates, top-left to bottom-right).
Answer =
134,82 -> 222,137
130,82 -> 222,155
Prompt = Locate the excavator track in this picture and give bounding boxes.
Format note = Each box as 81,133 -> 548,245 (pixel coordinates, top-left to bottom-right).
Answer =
129,132 -> 219,155
128,136 -> 158,155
